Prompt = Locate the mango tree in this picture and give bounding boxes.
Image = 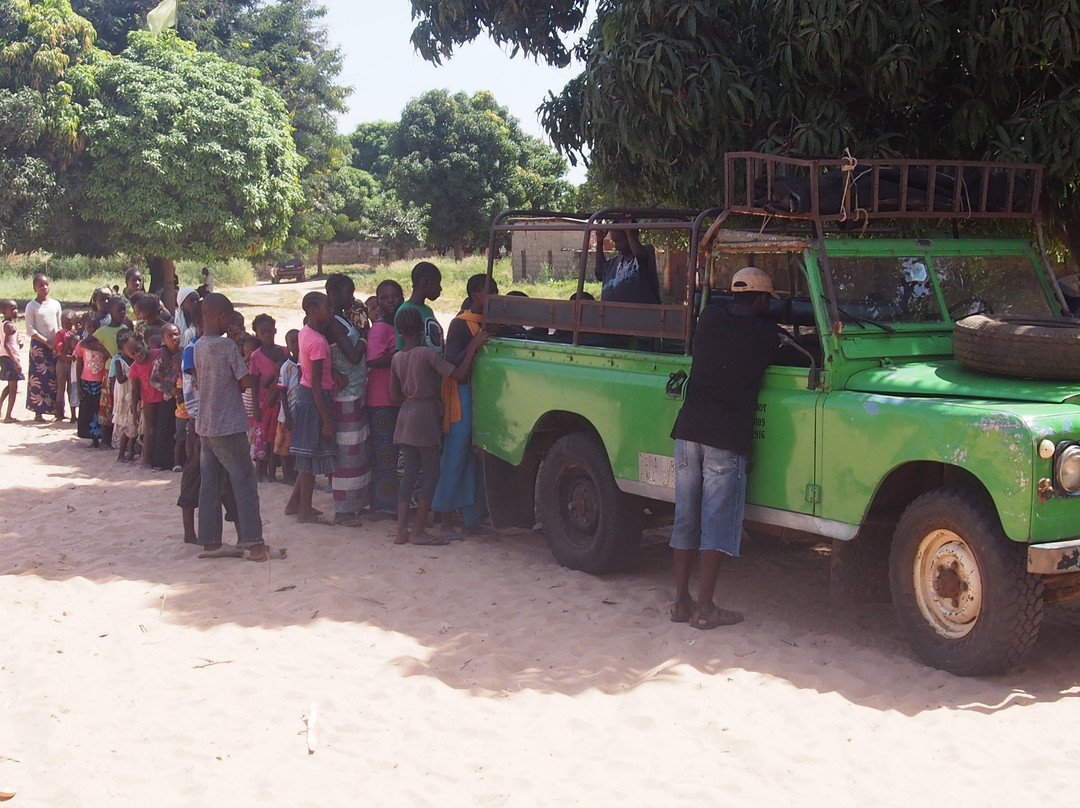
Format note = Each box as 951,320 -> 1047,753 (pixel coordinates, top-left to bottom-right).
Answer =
80,31 -> 302,308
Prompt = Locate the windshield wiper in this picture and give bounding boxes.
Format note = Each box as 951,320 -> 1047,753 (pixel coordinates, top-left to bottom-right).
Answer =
825,297 -> 896,333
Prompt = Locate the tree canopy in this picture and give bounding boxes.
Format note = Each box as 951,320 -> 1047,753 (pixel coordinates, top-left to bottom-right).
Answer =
80,31 -> 302,292
77,0 -> 353,259
0,0 -> 96,252
382,89 -> 574,258
409,0 -> 1080,265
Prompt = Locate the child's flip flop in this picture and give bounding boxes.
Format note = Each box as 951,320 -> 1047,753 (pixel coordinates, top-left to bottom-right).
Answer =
409,535 -> 449,546
199,545 -> 287,560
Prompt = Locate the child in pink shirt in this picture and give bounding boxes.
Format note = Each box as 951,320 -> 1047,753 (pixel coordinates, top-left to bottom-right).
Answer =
74,313 -> 111,447
284,292 -> 336,524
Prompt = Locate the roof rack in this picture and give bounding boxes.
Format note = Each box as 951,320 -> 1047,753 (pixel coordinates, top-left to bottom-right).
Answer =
723,151 -> 1043,225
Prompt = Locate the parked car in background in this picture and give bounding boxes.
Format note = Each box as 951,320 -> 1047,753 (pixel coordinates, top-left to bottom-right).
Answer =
270,257 -> 305,283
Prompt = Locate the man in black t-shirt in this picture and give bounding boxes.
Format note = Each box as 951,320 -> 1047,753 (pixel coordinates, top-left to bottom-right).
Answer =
593,224 -> 661,304
669,267 -> 782,629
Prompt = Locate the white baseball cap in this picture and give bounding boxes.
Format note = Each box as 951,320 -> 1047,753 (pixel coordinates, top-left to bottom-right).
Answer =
731,266 -> 778,298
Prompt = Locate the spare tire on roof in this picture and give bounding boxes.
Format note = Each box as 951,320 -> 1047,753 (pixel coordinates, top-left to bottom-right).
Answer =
953,314 -> 1080,381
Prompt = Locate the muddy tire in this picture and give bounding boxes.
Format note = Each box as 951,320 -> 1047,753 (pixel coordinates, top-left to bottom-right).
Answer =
537,431 -> 641,574
889,487 -> 1043,676
953,314 -> 1080,380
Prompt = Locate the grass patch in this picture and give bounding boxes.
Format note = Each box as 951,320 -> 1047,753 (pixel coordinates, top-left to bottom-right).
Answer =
0,254 -> 598,311
0,256 -> 256,307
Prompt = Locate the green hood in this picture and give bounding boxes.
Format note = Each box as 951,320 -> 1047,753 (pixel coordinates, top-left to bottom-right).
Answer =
846,360 -> 1080,405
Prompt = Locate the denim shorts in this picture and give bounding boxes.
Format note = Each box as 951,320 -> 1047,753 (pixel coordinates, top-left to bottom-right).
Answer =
669,439 -> 748,556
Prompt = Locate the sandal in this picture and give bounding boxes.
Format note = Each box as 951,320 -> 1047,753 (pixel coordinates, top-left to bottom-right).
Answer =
670,599 -> 696,623
409,535 -> 448,546
690,605 -> 744,630
296,513 -> 332,526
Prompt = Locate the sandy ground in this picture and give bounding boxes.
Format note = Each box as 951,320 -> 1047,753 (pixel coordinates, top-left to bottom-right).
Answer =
5,279 -> 1080,806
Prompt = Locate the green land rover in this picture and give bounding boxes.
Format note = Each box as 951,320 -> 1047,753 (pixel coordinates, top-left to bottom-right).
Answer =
471,152 -> 1080,676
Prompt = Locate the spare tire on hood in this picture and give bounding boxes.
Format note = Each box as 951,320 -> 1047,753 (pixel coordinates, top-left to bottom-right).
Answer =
953,314 -> 1080,381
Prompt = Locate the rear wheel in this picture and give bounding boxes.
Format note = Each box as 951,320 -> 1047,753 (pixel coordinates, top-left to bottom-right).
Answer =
889,488 -> 1043,675
537,431 -> 641,574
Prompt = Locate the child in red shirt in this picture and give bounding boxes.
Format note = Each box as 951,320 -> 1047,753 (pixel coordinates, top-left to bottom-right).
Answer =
54,309 -> 78,423
125,334 -> 164,469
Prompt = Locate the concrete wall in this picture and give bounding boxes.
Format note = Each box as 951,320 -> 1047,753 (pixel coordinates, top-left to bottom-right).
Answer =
511,224 -> 586,281
311,240 -> 438,267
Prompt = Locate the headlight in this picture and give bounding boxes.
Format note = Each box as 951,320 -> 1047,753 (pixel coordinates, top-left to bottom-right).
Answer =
1056,444 -> 1080,494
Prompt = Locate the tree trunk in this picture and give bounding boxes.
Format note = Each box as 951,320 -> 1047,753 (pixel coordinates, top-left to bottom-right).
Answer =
315,243 -> 325,278
453,239 -> 464,261
147,256 -> 177,312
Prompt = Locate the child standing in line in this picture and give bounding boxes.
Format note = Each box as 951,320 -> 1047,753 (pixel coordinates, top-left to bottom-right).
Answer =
133,293 -> 171,345
389,306 -> 488,546
106,296 -> 133,331
269,329 -> 300,486
432,273 -> 499,538
325,273 -> 370,526
285,292 -> 337,524
74,313 -> 111,448
150,323 -> 183,471
25,273 -> 61,421
0,299 -> 25,422
394,261 -> 445,352
54,310 -> 78,423
365,295 -> 380,325
111,330 -> 138,462
176,299 -> 242,545
193,293 -> 269,559
249,314 -> 287,483
126,334 -> 162,469
366,279 -> 403,517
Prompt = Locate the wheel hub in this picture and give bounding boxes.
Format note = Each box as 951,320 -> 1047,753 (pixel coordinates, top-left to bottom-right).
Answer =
914,529 -> 983,638
565,479 -> 599,531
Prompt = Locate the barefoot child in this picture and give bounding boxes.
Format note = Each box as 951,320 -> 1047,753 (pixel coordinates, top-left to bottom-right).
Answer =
54,310 -> 78,423
432,274 -> 499,538
150,323 -> 183,471
268,329 -> 300,486
366,279 -> 403,517
25,274 -> 61,422
389,306 -> 489,546
125,334 -> 162,469
193,293 -> 269,559
326,273 -> 370,526
111,330 -> 138,462
74,313 -> 111,448
0,300 -> 25,422
249,314 -> 287,483
285,292 -> 337,524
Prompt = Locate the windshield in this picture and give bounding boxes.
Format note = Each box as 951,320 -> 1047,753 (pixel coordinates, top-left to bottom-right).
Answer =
933,254 -> 1055,319
829,256 -> 944,325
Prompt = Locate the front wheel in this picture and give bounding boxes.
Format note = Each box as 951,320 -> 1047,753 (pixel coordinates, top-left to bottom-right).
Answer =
889,488 -> 1043,676
537,431 -> 641,574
